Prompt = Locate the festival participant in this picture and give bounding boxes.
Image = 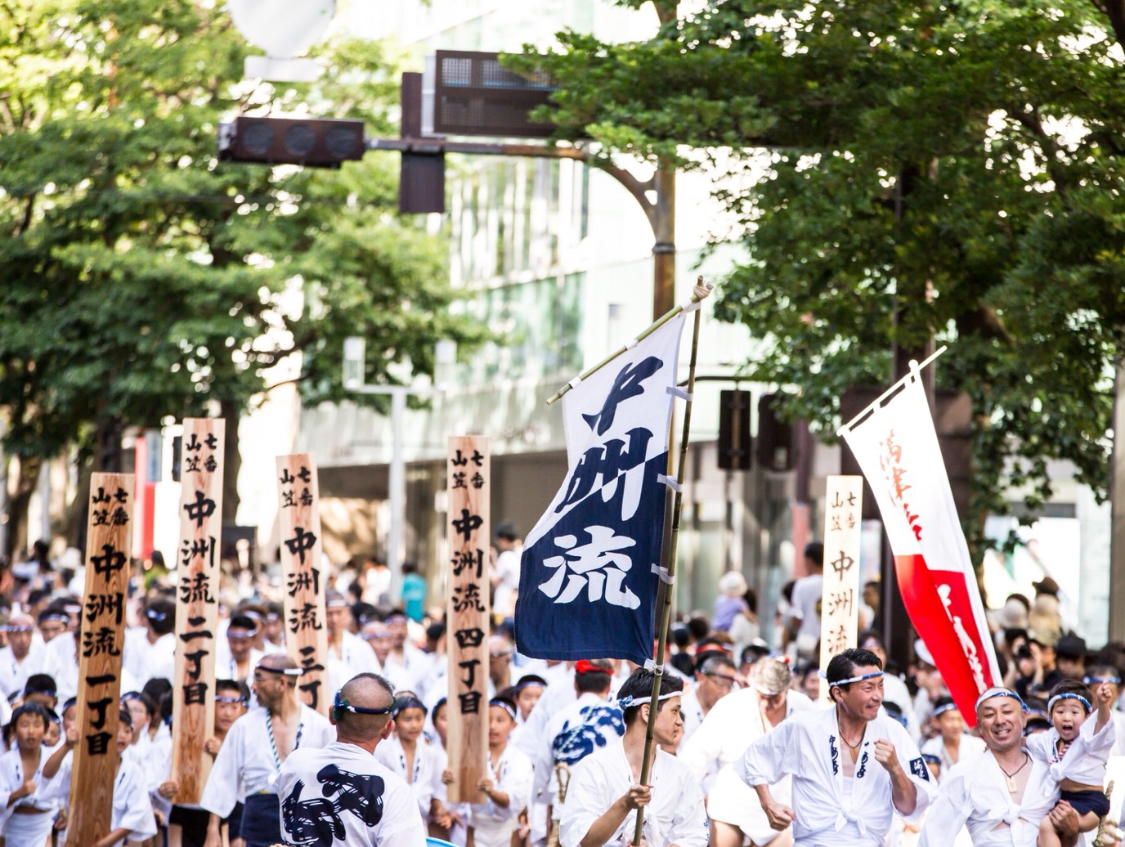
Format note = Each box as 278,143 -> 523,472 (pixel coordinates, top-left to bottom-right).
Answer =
919,696 -> 985,775
679,653 -> 739,744
42,707 -> 158,847
0,615 -> 45,700
373,694 -> 442,824
214,614 -> 265,685
324,591 -> 378,675
382,610 -> 433,690
35,607 -> 68,645
738,648 -> 935,846
199,655 -> 333,847
277,673 -> 426,847
786,542 -> 824,661
0,703 -> 58,847
137,599 -> 177,687
919,687 -> 1080,847
448,697 -> 533,847
681,657 -> 813,847
1027,679 -> 1115,847
161,680 -> 250,847
536,660 -> 625,836
559,669 -> 707,847
487,634 -> 516,694
359,619 -> 411,692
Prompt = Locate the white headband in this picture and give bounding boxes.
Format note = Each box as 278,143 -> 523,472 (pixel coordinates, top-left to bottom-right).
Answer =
617,691 -> 681,710
820,669 -> 884,687
974,687 -> 1027,713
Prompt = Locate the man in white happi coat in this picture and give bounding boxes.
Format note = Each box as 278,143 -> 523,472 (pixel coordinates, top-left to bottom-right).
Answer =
560,669 -> 707,847
738,647 -> 936,846
277,672 -> 426,847
678,653 -> 739,746
919,687 -> 1081,847
681,657 -> 814,846
201,654 -> 333,847
0,615 -> 46,700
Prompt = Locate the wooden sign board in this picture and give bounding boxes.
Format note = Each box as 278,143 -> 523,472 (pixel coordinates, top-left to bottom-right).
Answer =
446,436 -> 490,804
67,472 -> 134,847
277,454 -> 329,714
819,475 -> 864,701
170,418 -> 225,804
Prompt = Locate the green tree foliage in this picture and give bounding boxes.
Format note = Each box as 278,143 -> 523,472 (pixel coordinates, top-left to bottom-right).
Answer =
0,0 -> 484,532
520,0 -> 1125,549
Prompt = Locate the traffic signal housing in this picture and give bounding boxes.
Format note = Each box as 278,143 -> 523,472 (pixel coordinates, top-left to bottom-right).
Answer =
219,116 -> 365,168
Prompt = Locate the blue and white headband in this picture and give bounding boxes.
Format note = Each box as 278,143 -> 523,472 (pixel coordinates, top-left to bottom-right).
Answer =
819,669 -> 884,687
617,691 -> 681,710
1047,692 -> 1091,714
1084,675 -> 1121,685
974,687 -> 1027,713
932,701 -> 959,718
489,699 -> 518,721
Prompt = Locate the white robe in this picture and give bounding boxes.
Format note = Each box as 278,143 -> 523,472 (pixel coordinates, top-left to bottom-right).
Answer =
0,644 -> 46,700
918,749 -> 1058,847
276,740 -> 427,847
738,706 -> 935,846
1025,713 -> 1115,785
681,688 -> 814,842
47,751 -> 158,842
559,739 -> 707,847
200,704 -> 334,819
919,733 -> 986,775
0,746 -> 59,845
372,735 -> 442,821
469,744 -> 534,847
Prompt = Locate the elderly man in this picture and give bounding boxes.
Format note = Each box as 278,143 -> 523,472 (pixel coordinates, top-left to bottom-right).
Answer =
681,657 -> 814,846
738,647 -> 935,846
201,654 -> 333,847
277,673 -> 426,846
919,687 -> 1080,847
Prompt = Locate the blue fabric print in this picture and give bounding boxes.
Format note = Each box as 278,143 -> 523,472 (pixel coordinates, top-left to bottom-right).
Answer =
829,735 -> 839,776
551,704 -> 625,766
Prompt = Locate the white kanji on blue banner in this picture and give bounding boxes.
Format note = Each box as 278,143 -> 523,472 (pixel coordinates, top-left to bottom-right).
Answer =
515,314 -> 686,664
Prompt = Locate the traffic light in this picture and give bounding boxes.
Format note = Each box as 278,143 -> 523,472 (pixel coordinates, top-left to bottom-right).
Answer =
218,116 -> 365,168
718,390 -> 752,471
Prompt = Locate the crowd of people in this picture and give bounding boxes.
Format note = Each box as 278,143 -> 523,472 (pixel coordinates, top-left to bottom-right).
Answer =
0,534 -> 1119,847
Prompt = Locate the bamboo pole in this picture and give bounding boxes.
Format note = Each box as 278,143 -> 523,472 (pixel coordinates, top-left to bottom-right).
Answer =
547,279 -> 714,405
632,280 -> 709,845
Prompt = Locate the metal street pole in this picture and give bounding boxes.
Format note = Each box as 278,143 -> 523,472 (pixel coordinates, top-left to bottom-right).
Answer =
1110,360 -> 1125,641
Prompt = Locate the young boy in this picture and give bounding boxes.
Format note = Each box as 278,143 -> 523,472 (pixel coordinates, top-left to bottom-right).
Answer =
920,696 -> 984,774
373,696 -> 441,823
445,697 -> 533,847
1027,678 -> 1115,847
0,702 -> 57,847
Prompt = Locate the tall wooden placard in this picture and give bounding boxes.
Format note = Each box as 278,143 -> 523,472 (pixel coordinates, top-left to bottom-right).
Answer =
277,454 -> 328,714
67,473 -> 134,847
170,418 -> 224,803
446,436 -> 490,803
819,475 -> 865,701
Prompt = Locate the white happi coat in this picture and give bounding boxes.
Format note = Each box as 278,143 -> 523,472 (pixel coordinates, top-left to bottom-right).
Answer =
1025,713 -> 1115,785
372,735 -> 443,821
470,744 -> 534,847
559,739 -> 707,847
681,688 -> 814,841
919,733 -> 986,776
200,704 -> 334,819
277,741 -> 427,847
918,749 -> 1058,847
737,706 -> 935,846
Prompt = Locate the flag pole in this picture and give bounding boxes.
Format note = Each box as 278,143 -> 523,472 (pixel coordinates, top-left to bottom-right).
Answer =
546,279 -> 715,406
632,278 -> 710,845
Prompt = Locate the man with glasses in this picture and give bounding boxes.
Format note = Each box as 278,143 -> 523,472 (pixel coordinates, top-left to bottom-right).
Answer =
277,673 -> 426,847
738,648 -> 935,846
201,654 -> 333,847
682,657 -> 814,847
680,654 -> 740,746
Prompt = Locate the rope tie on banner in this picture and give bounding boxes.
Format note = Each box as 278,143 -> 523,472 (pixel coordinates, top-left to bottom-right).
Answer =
568,376 -> 582,390
657,474 -> 682,492
666,386 -> 692,401
625,339 -> 639,350
643,659 -> 665,673
651,563 -> 674,584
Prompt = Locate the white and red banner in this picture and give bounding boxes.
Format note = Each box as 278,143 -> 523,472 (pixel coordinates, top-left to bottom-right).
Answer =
840,366 -> 1000,726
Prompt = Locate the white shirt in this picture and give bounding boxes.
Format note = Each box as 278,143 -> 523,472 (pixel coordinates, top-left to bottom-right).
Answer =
470,744 -> 534,831
213,642 -> 266,683
47,752 -> 159,842
139,632 -> 177,686
560,739 -> 707,847
0,746 -> 58,825
918,749 -> 1058,847
493,548 -> 521,619
1025,713 -> 1115,785
920,733 -> 986,775
681,687 -> 815,793
328,631 -> 380,677
0,643 -> 45,699
200,704 -> 334,818
677,687 -> 707,747
788,573 -> 824,645
373,736 -> 443,821
277,741 -> 427,847
738,706 -> 935,846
